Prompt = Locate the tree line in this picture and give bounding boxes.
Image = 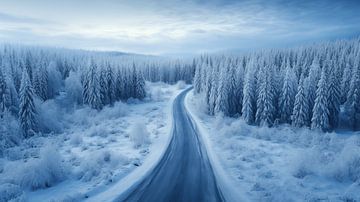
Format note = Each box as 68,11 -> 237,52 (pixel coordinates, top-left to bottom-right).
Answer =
0,45 -> 193,143
193,38 -> 360,131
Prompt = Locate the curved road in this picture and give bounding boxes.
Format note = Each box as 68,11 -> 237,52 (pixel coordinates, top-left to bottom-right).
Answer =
117,88 -> 224,202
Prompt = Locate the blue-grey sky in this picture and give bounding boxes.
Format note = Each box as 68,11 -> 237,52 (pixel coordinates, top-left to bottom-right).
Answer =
0,0 -> 359,55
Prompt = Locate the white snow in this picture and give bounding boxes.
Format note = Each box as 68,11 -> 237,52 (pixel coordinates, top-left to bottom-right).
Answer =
0,82 -> 183,202
186,90 -> 360,202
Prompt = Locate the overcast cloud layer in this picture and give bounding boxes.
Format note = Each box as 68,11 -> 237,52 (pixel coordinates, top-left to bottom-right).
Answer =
0,0 -> 359,55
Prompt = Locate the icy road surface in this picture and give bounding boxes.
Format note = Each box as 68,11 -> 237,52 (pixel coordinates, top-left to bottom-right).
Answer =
118,88 -> 224,202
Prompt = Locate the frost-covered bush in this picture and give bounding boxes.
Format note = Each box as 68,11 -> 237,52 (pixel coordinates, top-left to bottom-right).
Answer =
129,120 -> 150,147
76,151 -> 129,182
0,183 -> 25,202
70,133 -> 83,146
293,136 -> 360,182
36,99 -> 64,133
150,88 -> 164,102
0,111 -> 21,156
64,71 -> 83,105
97,101 -> 128,120
66,107 -> 93,126
47,61 -> 63,99
176,80 -> 186,89
330,137 -> 360,182
66,101 -> 128,128
6,145 -> 68,190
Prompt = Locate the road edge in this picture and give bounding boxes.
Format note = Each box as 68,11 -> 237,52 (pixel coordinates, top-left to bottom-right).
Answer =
184,89 -> 247,202
85,87 -> 188,202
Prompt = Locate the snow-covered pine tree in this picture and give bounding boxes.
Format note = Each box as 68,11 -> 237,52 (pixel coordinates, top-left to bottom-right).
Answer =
327,65 -> 341,129
99,67 -> 109,106
0,68 -> 8,116
134,68 -> 146,100
311,66 -> 330,131
19,69 -> 37,137
88,61 -> 102,110
193,62 -> 202,94
33,65 -> 48,101
291,74 -> 309,127
214,62 -> 229,115
5,74 -> 18,115
228,62 -> 243,116
201,61 -> 209,94
279,64 -> 297,123
255,65 -> 276,126
82,65 -> 91,104
340,62 -> 352,104
346,62 -> 360,130
208,64 -> 218,115
106,64 -> 116,105
306,57 -> 321,121
242,60 -> 256,124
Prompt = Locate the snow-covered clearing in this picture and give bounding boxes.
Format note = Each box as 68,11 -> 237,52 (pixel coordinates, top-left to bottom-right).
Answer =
0,82 -> 184,202
186,91 -> 360,202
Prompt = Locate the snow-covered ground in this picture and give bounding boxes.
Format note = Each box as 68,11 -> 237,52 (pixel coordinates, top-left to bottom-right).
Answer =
186,91 -> 360,202
0,82 -> 184,202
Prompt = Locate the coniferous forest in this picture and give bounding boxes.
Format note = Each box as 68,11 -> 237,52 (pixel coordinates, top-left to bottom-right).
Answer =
193,38 -> 360,131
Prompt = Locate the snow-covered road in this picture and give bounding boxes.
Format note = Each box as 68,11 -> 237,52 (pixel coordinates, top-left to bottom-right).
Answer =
117,87 -> 224,202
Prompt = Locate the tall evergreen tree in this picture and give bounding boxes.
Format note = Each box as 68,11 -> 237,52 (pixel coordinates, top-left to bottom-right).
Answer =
19,69 -> 37,137
346,63 -> 360,130
327,66 -> 341,129
193,63 -> 202,94
33,65 -> 48,101
0,69 -> 8,116
311,67 -> 330,131
134,69 -> 146,100
208,65 -> 218,115
255,66 -> 276,126
279,66 -> 297,123
106,64 -> 116,105
242,61 -> 256,124
340,62 -> 352,104
292,75 -> 309,127
99,67 -> 109,105
306,57 -> 321,121
215,63 -> 229,115
88,61 -> 102,110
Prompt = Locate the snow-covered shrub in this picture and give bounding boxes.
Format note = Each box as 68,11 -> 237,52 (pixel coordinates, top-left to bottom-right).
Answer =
97,101 -> 128,120
64,71 -> 83,105
129,120 -> 150,147
149,88 -> 164,102
293,136 -> 360,182
9,145 -> 68,190
87,125 -> 108,137
0,111 -> 21,156
36,99 -> 63,133
70,133 -> 83,146
329,137 -> 360,182
65,106 -> 99,127
0,183 -> 25,202
176,80 -> 186,89
47,61 -> 63,99
76,150 -> 129,182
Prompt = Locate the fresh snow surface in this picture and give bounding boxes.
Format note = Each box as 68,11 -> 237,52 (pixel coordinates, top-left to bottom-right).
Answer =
0,82 -> 184,202
186,90 -> 360,202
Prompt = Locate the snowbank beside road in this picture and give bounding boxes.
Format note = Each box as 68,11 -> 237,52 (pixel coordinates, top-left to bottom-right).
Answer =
186,90 -> 360,202
0,82 -> 184,202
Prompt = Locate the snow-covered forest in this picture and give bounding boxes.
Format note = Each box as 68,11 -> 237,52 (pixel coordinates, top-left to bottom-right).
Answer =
0,45 -> 194,152
193,38 -> 360,131
1,38 -> 360,201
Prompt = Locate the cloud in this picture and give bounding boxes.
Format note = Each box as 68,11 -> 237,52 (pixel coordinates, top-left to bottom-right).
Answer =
0,12 -> 55,25
0,0 -> 359,55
